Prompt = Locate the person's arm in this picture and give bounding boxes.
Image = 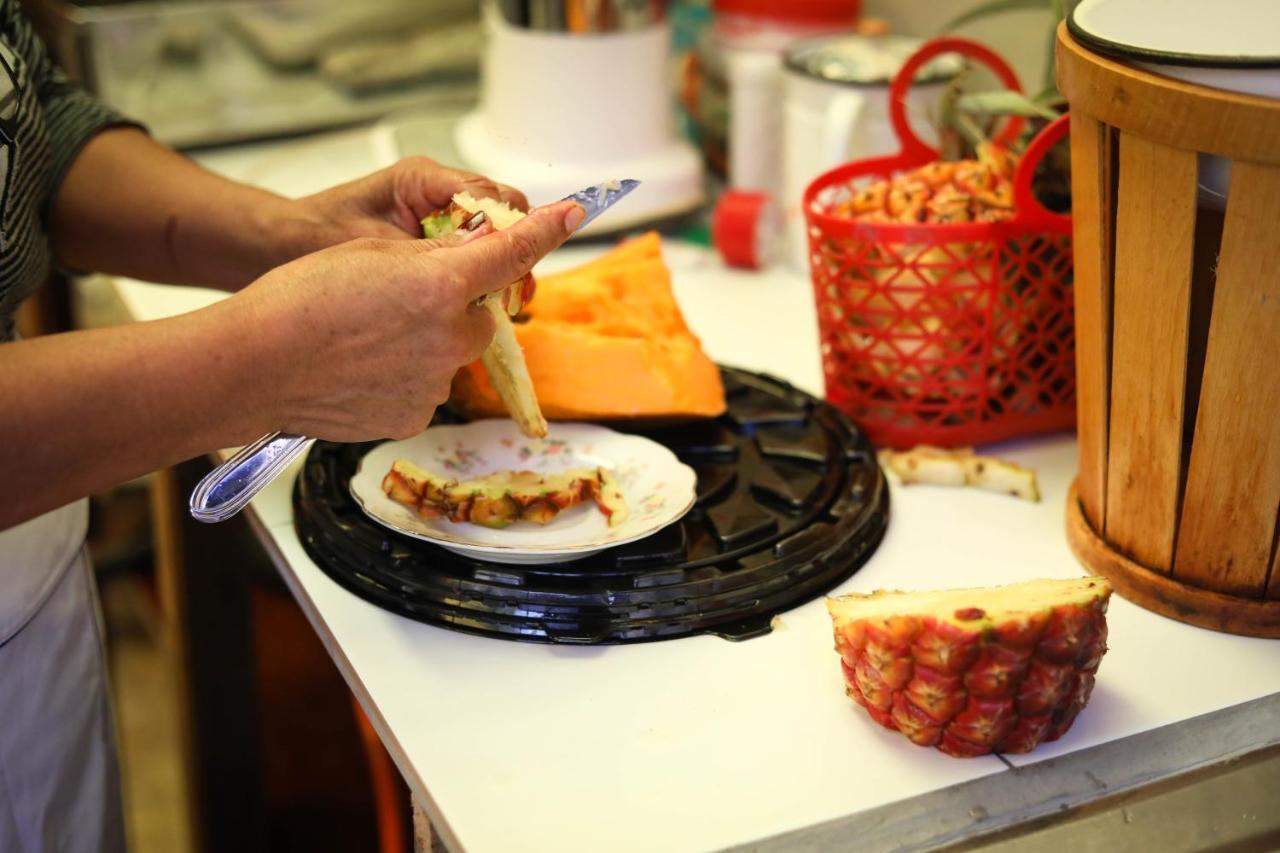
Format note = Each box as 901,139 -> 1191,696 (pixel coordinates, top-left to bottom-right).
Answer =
49,128 -> 298,289
0,201 -> 582,529
50,128 -> 531,291
0,298 -> 271,526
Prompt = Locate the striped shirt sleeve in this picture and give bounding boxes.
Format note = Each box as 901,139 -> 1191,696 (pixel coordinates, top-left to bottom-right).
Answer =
36,66 -> 144,221
5,1 -> 146,222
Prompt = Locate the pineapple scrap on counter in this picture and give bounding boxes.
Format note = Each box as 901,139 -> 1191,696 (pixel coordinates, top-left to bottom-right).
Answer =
827,577 -> 1112,757
382,459 -> 627,530
878,445 -> 1040,502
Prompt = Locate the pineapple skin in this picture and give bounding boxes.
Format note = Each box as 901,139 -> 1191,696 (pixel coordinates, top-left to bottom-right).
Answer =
829,582 -> 1111,757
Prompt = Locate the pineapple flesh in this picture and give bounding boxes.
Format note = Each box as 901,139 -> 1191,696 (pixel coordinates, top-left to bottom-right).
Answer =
382,459 -> 627,529
424,192 -> 547,438
827,577 -> 1111,757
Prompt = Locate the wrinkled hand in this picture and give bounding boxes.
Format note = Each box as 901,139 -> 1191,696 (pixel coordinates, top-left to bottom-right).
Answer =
230,200 -> 582,442
283,156 -> 530,256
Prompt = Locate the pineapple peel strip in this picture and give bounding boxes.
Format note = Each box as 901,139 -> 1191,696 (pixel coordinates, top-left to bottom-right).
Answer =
480,299 -> 547,438
435,193 -> 547,438
878,445 -> 1040,502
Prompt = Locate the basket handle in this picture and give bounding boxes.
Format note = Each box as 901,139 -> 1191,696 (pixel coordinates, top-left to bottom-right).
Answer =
890,37 -> 1025,163
1011,111 -> 1072,233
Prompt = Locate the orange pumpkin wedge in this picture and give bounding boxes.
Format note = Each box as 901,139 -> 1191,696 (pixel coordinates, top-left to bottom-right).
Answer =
451,233 -> 726,422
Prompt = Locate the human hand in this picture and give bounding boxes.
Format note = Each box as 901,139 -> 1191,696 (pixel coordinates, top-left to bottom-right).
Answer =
228,199 -> 583,441
279,156 -> 530,257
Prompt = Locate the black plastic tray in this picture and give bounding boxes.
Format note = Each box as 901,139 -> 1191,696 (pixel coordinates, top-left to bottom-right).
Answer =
293,367 -> 889,643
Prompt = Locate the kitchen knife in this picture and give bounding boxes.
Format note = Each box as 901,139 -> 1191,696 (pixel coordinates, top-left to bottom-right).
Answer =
188,180 -> 640,523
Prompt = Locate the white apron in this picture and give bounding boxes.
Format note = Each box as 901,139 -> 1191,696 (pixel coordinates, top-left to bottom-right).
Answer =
0,500 -> 126,853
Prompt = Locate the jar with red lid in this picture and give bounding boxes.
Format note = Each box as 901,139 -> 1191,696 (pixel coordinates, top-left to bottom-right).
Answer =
712,0 -> 862,50
680,0 -> 862,193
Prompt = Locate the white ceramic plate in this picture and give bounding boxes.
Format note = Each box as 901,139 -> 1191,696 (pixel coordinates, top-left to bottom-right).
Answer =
349,420 -> 697,564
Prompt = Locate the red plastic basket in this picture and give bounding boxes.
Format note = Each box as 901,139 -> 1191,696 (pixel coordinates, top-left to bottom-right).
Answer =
803,38 -> 1074,450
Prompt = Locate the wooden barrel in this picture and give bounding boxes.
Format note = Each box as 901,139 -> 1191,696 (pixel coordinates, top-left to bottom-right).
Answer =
1056,24 -> 1280,637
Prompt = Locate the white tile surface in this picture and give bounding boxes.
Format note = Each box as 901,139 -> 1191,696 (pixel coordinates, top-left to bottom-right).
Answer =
111,279 -> 224,323
264,516 -> 1008,853
256,427 -> 1280,851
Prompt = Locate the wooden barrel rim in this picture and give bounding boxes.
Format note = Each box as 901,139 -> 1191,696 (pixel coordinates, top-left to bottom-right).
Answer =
1066,480 -> 1280,639
1056,23 -> 1280,164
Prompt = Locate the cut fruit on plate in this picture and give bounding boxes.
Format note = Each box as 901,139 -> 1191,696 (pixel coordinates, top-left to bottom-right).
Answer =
424,192 -> 547,438
879,445 -> 1040,502
382,459 -> 627,529
348,421 -> 696,565
827,577 -> 1111,757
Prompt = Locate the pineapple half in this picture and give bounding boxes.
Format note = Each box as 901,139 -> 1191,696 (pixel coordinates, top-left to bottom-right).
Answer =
827,577 -> 1111,757
424,192 -> 547,438
382,458 -> 627,529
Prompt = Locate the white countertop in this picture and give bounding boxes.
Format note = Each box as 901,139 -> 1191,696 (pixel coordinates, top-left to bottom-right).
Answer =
111,121 -> 1280,852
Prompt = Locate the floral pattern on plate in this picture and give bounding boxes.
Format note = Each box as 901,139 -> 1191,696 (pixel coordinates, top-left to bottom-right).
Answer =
433,443 -> 486,474
349,420 -> 697,565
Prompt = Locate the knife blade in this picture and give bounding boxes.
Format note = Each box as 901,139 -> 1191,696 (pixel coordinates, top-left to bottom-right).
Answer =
563,179 -> 640,230
461,179 -> 640,233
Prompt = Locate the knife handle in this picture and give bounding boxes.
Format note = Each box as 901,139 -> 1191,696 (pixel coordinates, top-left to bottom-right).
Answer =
189,432 -> 315,523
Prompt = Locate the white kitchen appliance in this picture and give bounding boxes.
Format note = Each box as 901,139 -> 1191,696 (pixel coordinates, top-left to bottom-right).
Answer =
453,1 -> 704,235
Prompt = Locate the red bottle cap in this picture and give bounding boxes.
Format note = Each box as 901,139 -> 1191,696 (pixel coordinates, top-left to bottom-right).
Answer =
713,190 -> 775,270
712,0 -> 860,26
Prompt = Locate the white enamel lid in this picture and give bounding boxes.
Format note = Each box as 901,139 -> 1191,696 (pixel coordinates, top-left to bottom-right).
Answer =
1069,0 -> 1280,68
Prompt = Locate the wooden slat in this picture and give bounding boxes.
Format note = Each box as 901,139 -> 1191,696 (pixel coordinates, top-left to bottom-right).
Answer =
1068,112 -> 1115,531
1068,484 -> 1280,637
1104,134 -> 1197,571
1174,163 -> 1280,598
1057,25 -> 1280,166
1270,523 -> 1280,601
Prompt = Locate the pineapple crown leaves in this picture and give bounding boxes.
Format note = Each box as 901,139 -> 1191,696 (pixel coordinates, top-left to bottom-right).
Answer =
933,0 -> 1069,157
956,90 -> 1059,120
